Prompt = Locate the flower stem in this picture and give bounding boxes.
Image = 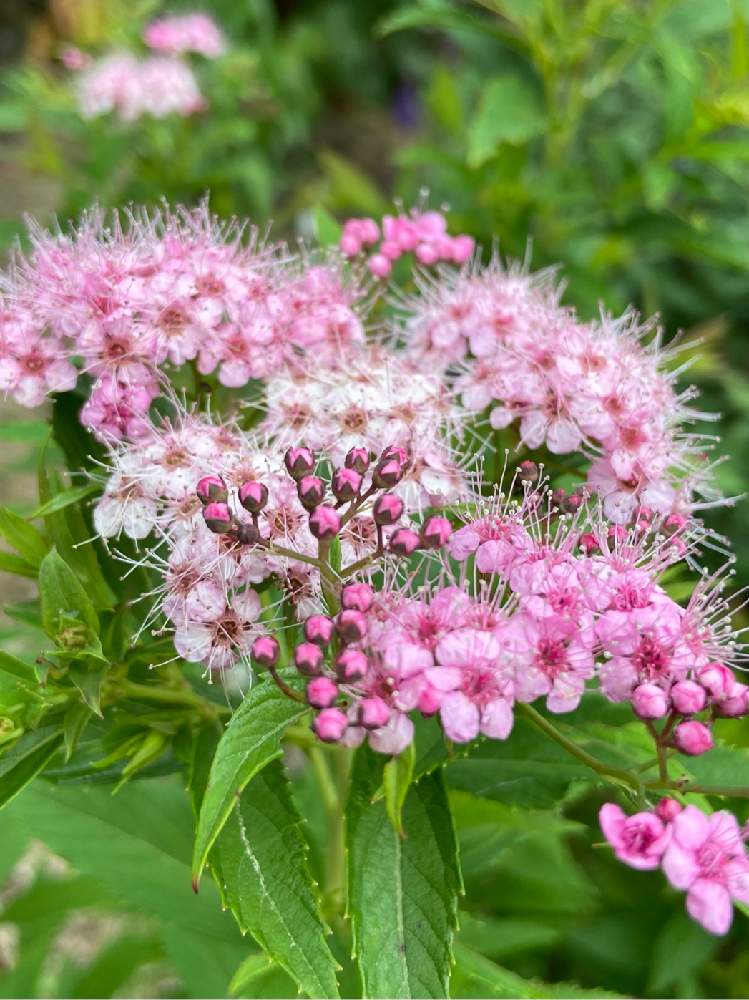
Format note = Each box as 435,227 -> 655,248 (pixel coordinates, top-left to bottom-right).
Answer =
117,679 -> 230,717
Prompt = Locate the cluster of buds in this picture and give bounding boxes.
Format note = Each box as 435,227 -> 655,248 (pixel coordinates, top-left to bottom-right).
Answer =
340,210 -> 475,280
630,661 -> 749,757
250,582 -> 392,744
196,443 -> 453,560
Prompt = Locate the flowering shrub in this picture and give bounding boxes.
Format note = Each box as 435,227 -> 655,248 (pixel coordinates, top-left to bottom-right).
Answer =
1,198 -> 748,997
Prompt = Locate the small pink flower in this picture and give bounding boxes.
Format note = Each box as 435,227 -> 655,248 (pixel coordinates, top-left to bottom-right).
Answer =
674,720 -> 713,756
390,527 -> 421,556
309,505 -> 340,540
421,515 -> 452,549
631,682 -> 670,720
314,708 -> 348,742
307,676 -> 339,708
251,634 -> 279,667
341,583 -> 374,613
359,696 -> 391,729
294,642 -> 324,677
304,615 -> 335,646
670,680 -> 707,715
599,803 -> 670,870
662,806 -> 749,935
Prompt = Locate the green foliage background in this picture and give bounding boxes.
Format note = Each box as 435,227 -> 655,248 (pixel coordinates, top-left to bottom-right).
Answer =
1,1 -> 749,997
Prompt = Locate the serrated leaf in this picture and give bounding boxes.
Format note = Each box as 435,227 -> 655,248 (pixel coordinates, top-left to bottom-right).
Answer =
0,724 -> 63,808
467,75 -> 545,167
38,548 -> 101,653
346,747 -> 461,998
210,759 -> 339,998
192,676 -> 308,884
681,743 -> 749,794
0,506 -> 48,567
229,954 -> 298,999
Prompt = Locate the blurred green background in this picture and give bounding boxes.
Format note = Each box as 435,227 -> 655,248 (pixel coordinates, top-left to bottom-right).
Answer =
1,1 -> 749,997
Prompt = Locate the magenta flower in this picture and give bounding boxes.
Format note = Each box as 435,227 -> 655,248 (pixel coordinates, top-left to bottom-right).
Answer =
507,612 -> 594,713
662,806 -> 749,935
599,803 -> 670,870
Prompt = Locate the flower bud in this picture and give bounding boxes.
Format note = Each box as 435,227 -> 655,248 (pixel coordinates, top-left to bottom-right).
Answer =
373,458 -> 404,489
389,527 -> 421,556
345,447 -> 370,474
417,687 -> 441,716
313,708 -> 348,743
381,445 -> 409,466
713,683 -> 749,718
449,234 -> 475,264
238,480 -> 268,514
251,634 -> 279,667
298,475 -> 326,510
518,460 -> 539,484
670,680 -> 706,716
336,609 -> 367,645
561,491 -> 584,515
358,696 -> 391,730
284,446 -> 315,480
203,501 -> 233,534
673,720 -> 713,756
656,799 -> 683,823
304,614 -> 335,647
631,683 -> 669,720
373,492 -> 404,526
306,677 -> 339,709
336,648 -> 368,683
421,516 -> 452,549
235,521 -> 260,545
340,233 -> 361,257
332,467 -> 362,503
697,662 -> 735,701
294,642 -> 324,677
340,582 -> 374,613
368,253 -> 392,280
663,513 -> 688,536
197,474 -> 227,504
579,532 -> 600,555
309,505 -> 341,540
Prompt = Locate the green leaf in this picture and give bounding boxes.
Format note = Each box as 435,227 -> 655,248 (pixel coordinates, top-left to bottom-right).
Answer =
209,758 -> 339,998
192,676 -> 308,884
382,742 -> 415,836
647,909 -> 719,993
0,506 -> 48,567
30,482 -> 97,519
681,743 -> 749,794
319,150 -> 390,216
38,548 -> 102,653
229,954 -> 298,999
467,75 -> 545,167
0,550 -> 38,578
346,748 -> 461,998
0,724 -> 63,808
0,651 -> 40,692
313,205 -> 342,247
67,660 -> 106,716
62,702 -> 93,761
66,932 -> 164,999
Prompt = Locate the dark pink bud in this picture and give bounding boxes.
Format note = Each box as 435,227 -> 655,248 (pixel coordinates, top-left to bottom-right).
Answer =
673,720 -> 713,756
381,445 -> 409,466
306,676 -> 339,709
309,505 -> 341,540
421,516 -> 452,549
284,447 -> 315,480
298,475 -> 326,510
345,447 -> 370,474
197,474 -> 227,504
368,253 -> 392,280
390,527 -> 421,556
336,648 -> 368,682
449,234 -> 475,264
518,460 -> 539,484
203,501 -> 233,534
236,521 -> 260,545
713,683 -> 749,718
417,687 -> 441,716
552,488 -> 566,508
373,492 -> 404,526
664,513 -> 688,536
358,696 -> 391,730
561,491 -> 584,515
631,683 -> 669,720
332,467 -> 362,503
340,583 -> 374,613
313,707 -> 348,742
238,480 -> 268,514
304,614 -> 335,646
294,642 -> 324,677
336,609 -> 367,645
579,532 -> 600,555
608,524 -> 626,545
251,634 -> 280,667
670,680 -> 706,716
697,662 -> 735,700
656,799 -> 683,823
373,459 -> 404,489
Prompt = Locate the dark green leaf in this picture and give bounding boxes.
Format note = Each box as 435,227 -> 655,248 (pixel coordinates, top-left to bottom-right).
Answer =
467,75 -> 545,167
0,724 -> 63,808
38,548 -> 102,653
382,742 -> 415,836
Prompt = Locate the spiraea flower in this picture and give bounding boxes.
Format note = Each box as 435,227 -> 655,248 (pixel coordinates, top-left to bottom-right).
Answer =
75,52 -> 206,121
143,12 -> 226,58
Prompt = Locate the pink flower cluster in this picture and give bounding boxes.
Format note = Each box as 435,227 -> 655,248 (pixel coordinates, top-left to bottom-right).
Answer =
600,801 -> 749,935
340,211 -> 474,279
0,204 -> 364,438
399,259 -> 719,521
75,52 -> 206,121
143,13 -> 226,58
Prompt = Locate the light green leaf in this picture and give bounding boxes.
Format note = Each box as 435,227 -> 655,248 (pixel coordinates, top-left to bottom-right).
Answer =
192,676 -> 307,884
229,954 -> 298,999
313,205 -> 342,247
62,702 -> 93,761
38,548 -> 101,653
382,742 -> 415,836
0,506 -> 48,567
0,550 -> 38,579
31,482 -> 97,519
467,74 -> 545,167
346,747 -> 461,998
